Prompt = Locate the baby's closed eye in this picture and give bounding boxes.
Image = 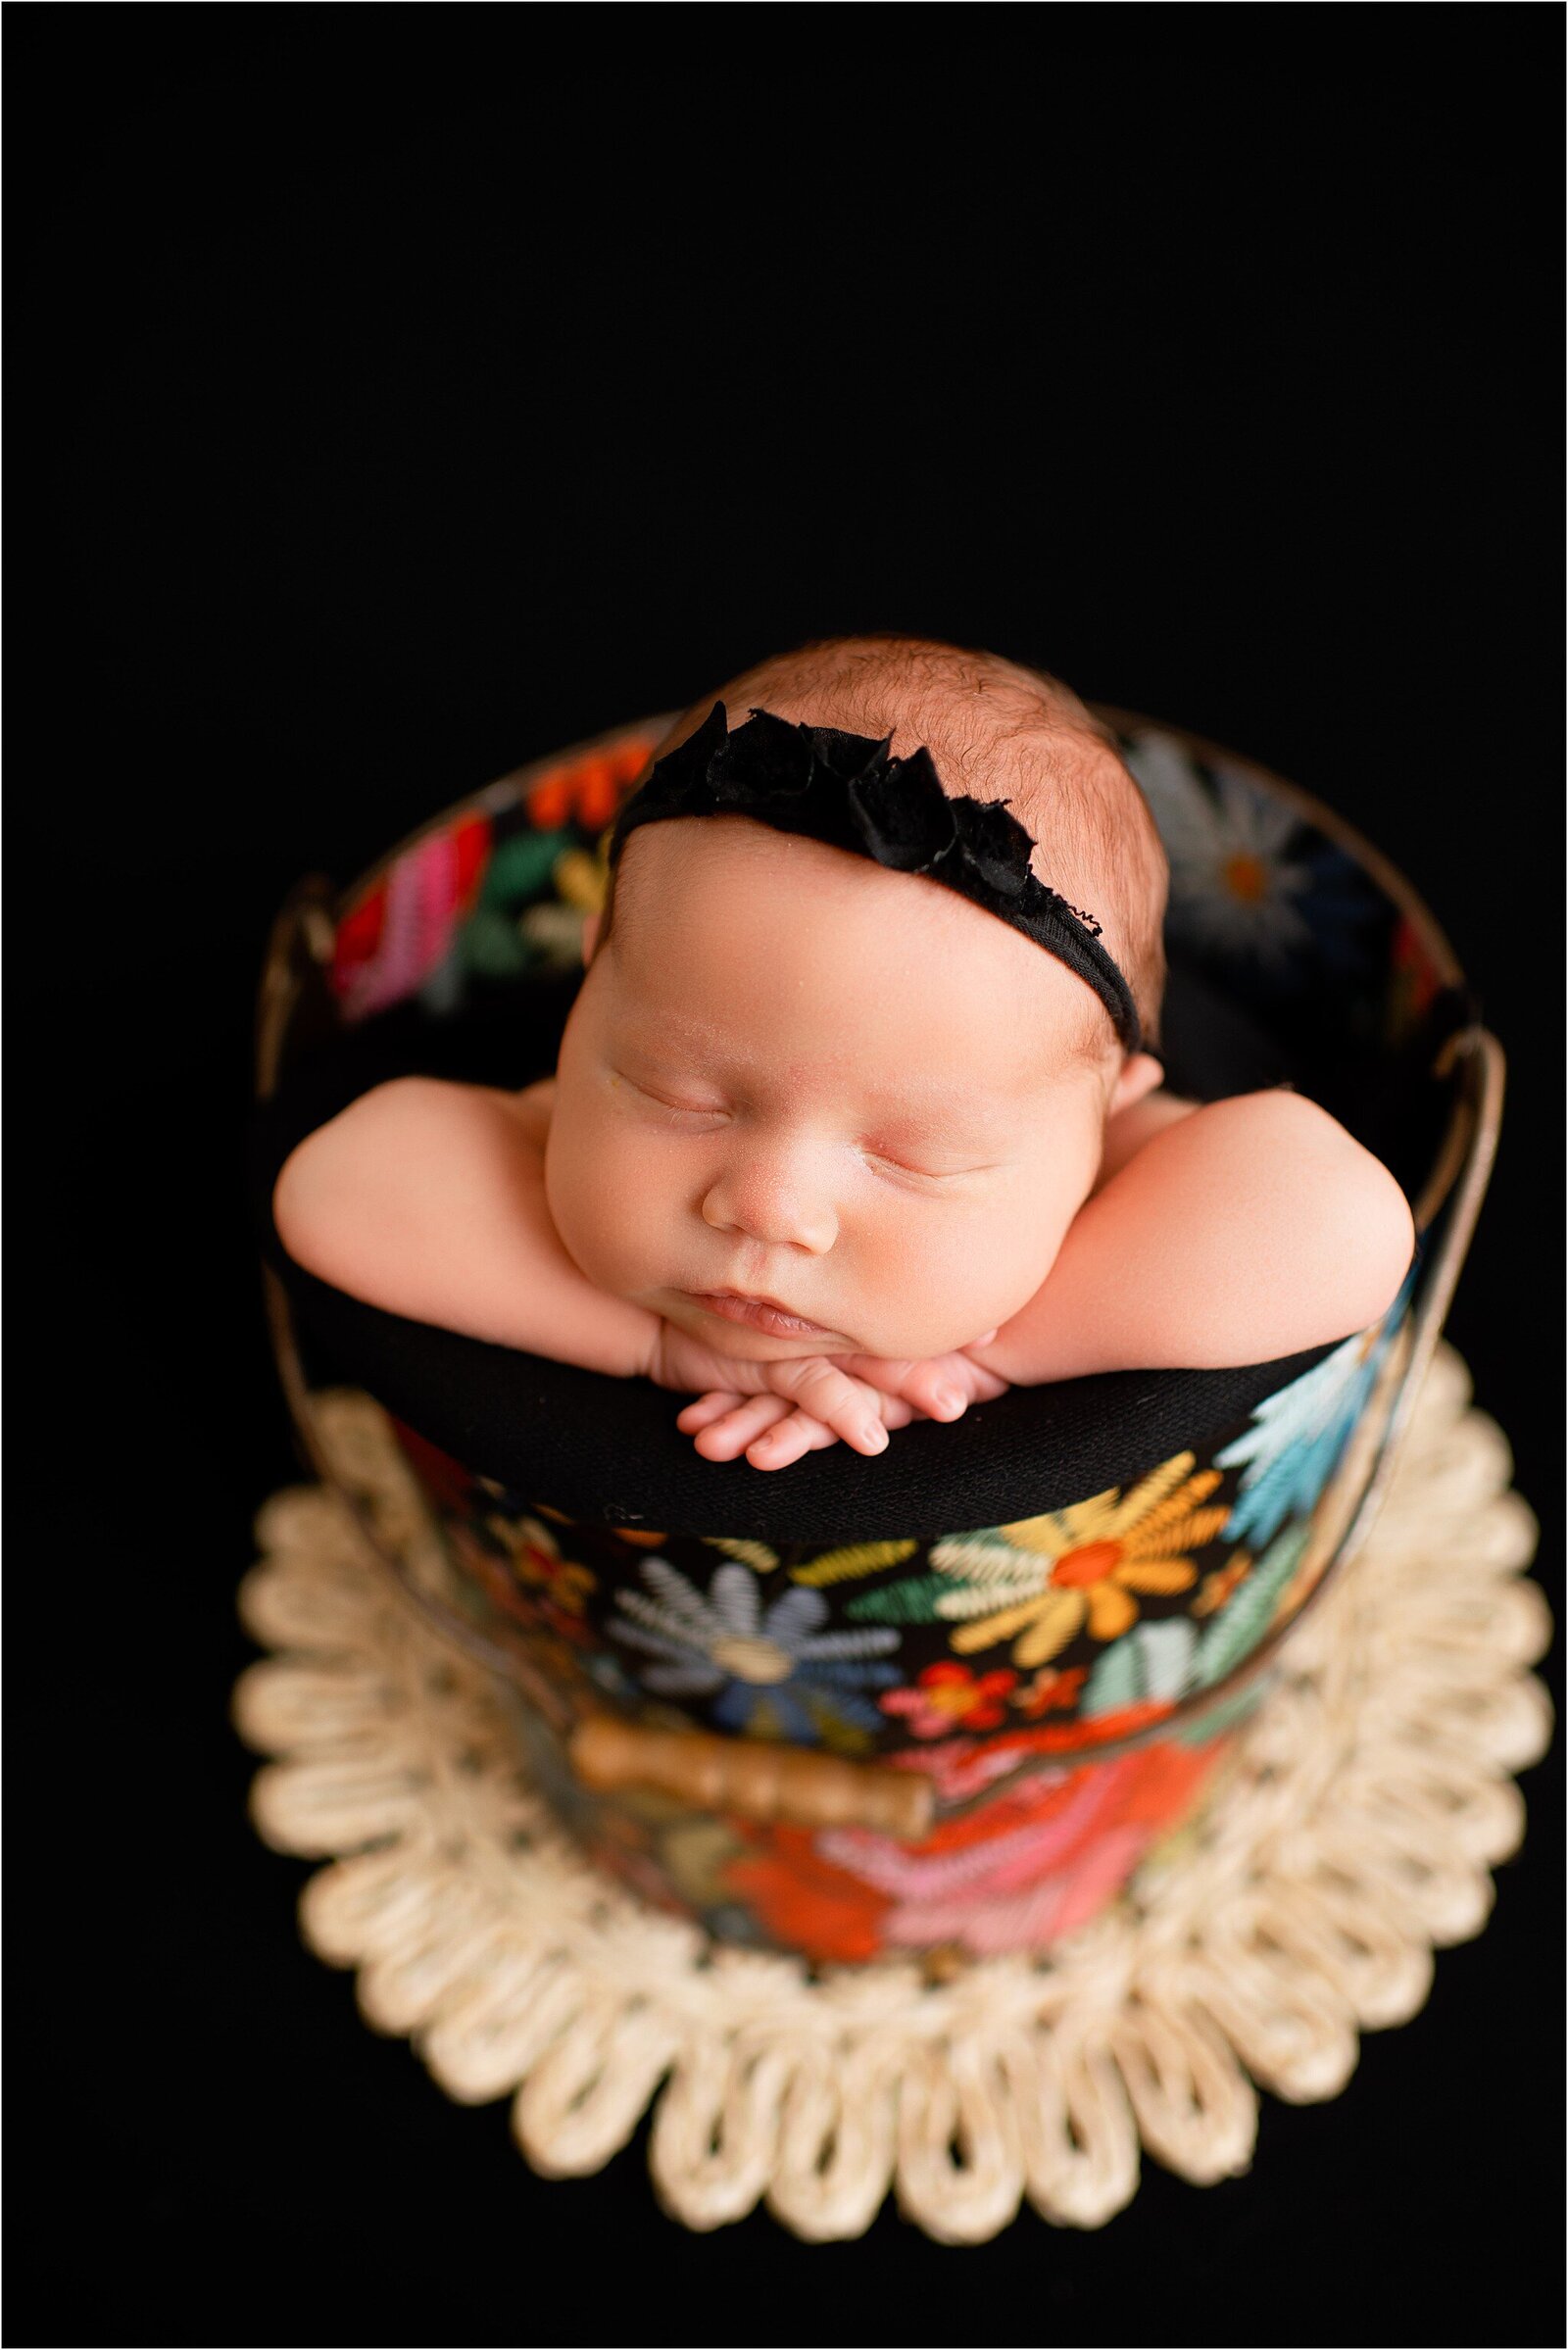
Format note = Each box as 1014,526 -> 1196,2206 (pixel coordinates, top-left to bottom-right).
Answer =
855,1145 -> 992,1187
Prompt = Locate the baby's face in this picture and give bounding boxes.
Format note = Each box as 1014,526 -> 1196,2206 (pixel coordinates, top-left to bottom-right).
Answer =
545,819 -> 1120,1363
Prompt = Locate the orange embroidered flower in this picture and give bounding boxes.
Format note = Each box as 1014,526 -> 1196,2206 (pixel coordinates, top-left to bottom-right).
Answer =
880,1661 -> 1018,1739
1010,1664 -> 1091,1719
1193,1549 -> 1253,1617
931,1451 -> 1232,1670
524,737 -> 653,834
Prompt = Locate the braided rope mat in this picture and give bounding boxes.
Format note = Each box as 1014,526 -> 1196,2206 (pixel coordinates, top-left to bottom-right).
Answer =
233,1342 -> 1551,2242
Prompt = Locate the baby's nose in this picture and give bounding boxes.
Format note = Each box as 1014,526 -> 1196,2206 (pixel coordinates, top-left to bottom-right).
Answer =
700,1145 -> 838,1254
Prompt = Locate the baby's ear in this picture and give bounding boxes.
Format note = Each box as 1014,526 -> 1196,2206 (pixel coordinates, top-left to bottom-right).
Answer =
581,910 -> 603,966
1108,1052 -> 1165,1117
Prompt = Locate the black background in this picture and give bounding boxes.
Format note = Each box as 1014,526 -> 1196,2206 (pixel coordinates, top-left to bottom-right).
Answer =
14,18 -> 1562,2350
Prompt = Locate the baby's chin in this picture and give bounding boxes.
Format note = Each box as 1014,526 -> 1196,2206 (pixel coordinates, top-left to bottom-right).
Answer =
662,1288 -> 971,1363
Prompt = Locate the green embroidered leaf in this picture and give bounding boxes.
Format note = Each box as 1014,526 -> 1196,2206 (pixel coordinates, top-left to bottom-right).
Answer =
460,906 -> 531,977
1082,1636 -> 1141,1718
1173,1680 -> 1270,1748
845,1575 -> 951,1626
1082,1618 -> 1199,1717
1192,1523 -> 1311,1689
1132,1617 -> 1200,1700
482,828 -> 572,905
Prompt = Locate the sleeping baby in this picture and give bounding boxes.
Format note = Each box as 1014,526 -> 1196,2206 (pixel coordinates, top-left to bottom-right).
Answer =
273,634 -> 1416,1472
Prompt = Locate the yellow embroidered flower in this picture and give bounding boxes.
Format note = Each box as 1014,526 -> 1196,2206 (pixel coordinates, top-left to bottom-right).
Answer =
930,1452 -> 1230,1670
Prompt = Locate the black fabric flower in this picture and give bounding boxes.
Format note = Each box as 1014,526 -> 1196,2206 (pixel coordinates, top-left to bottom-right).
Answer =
608,702 -> 1142,1053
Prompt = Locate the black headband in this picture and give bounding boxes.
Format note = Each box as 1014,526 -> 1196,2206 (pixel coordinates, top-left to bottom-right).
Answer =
607,702 -> 1145,1056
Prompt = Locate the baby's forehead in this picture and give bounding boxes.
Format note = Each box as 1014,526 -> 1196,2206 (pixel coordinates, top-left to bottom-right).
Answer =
607,821 -> 1106,1096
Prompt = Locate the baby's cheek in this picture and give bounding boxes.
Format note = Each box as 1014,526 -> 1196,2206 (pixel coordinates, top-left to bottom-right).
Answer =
868,1210 -> 1061,1358
546,1120 -> 666,1298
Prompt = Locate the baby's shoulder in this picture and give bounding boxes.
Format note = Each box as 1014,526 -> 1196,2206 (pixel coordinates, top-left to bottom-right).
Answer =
502,1076 -> 557,1153
1091,1085 -> 1203,1195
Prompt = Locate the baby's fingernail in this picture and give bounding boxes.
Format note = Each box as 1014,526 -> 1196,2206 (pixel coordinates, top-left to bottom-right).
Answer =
862,1423 -> 888,1451
934,1387 -> 963,1415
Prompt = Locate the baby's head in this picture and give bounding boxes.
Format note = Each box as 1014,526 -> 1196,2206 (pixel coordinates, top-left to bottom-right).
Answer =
545,634 -> 1169,1364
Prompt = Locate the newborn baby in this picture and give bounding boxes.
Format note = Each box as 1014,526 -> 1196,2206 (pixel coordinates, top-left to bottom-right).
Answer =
274,635 -> 1416,1472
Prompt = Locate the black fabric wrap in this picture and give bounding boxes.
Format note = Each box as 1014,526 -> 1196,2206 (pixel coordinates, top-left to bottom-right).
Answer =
610,704 -> 1147,1056
252,961 -> 1363,1545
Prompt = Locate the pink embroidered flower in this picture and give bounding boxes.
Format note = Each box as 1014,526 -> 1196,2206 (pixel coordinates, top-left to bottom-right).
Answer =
880,1660 -> 1018,1739
820,1734 -> 1225,1956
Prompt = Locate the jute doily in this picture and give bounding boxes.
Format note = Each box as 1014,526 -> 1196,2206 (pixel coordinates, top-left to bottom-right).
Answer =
233,1342 -> 1551,2241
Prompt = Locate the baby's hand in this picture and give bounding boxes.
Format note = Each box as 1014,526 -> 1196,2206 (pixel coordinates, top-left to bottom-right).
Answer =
826,1340 -> 1011,1424
651,1323 -> 1008,1472
650,1322 -> 924,1471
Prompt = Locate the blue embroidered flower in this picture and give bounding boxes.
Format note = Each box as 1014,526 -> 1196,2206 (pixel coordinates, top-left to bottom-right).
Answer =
609,1557 -> 902,1745
1214,1261 -> 1417,1548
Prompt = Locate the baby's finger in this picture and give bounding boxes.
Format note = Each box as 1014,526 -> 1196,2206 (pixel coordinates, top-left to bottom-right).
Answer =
745,1409 -> 839,1470
692,1394 -> 793,1460
830,1355 -> 966,1420
898,1352 -> 1010,1419
675,1391 -> 748,1432
770,1359 -> 891,1455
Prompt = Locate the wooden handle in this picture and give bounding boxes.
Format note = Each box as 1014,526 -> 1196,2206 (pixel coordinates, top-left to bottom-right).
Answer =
568,1713 -> 935,1839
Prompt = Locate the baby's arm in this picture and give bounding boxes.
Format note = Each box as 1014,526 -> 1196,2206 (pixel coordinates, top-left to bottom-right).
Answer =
273,1079 -> 915,1457
272,1078 -> 661,1378
963,1088 -> 1416,1386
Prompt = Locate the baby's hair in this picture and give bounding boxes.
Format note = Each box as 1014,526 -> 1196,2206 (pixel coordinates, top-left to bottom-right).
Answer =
595,633 -> 1169,1069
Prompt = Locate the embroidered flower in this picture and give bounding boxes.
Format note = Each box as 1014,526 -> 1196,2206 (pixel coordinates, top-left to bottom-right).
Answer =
486,1513 -> 595,1616
523,735 -> 652,834
880,1661 -> 1018,1739
1081,1522 -> 1313,1720
1010,1664 -> 1091,1718
923,1452 -> 1231,1670
1122,730 -> 1379,985
608,1558 -> 901,1746
451,1512 -> 597,1645
815,1736 -> 1220,1957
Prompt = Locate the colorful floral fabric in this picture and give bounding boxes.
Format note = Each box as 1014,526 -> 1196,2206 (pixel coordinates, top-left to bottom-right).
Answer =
332,813 -> 492,1022
339,713 -> 1447,1963
329,732 -> 653,1023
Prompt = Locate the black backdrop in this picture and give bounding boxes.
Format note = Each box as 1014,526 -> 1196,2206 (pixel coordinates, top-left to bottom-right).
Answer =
13,19 -> 1563,2350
